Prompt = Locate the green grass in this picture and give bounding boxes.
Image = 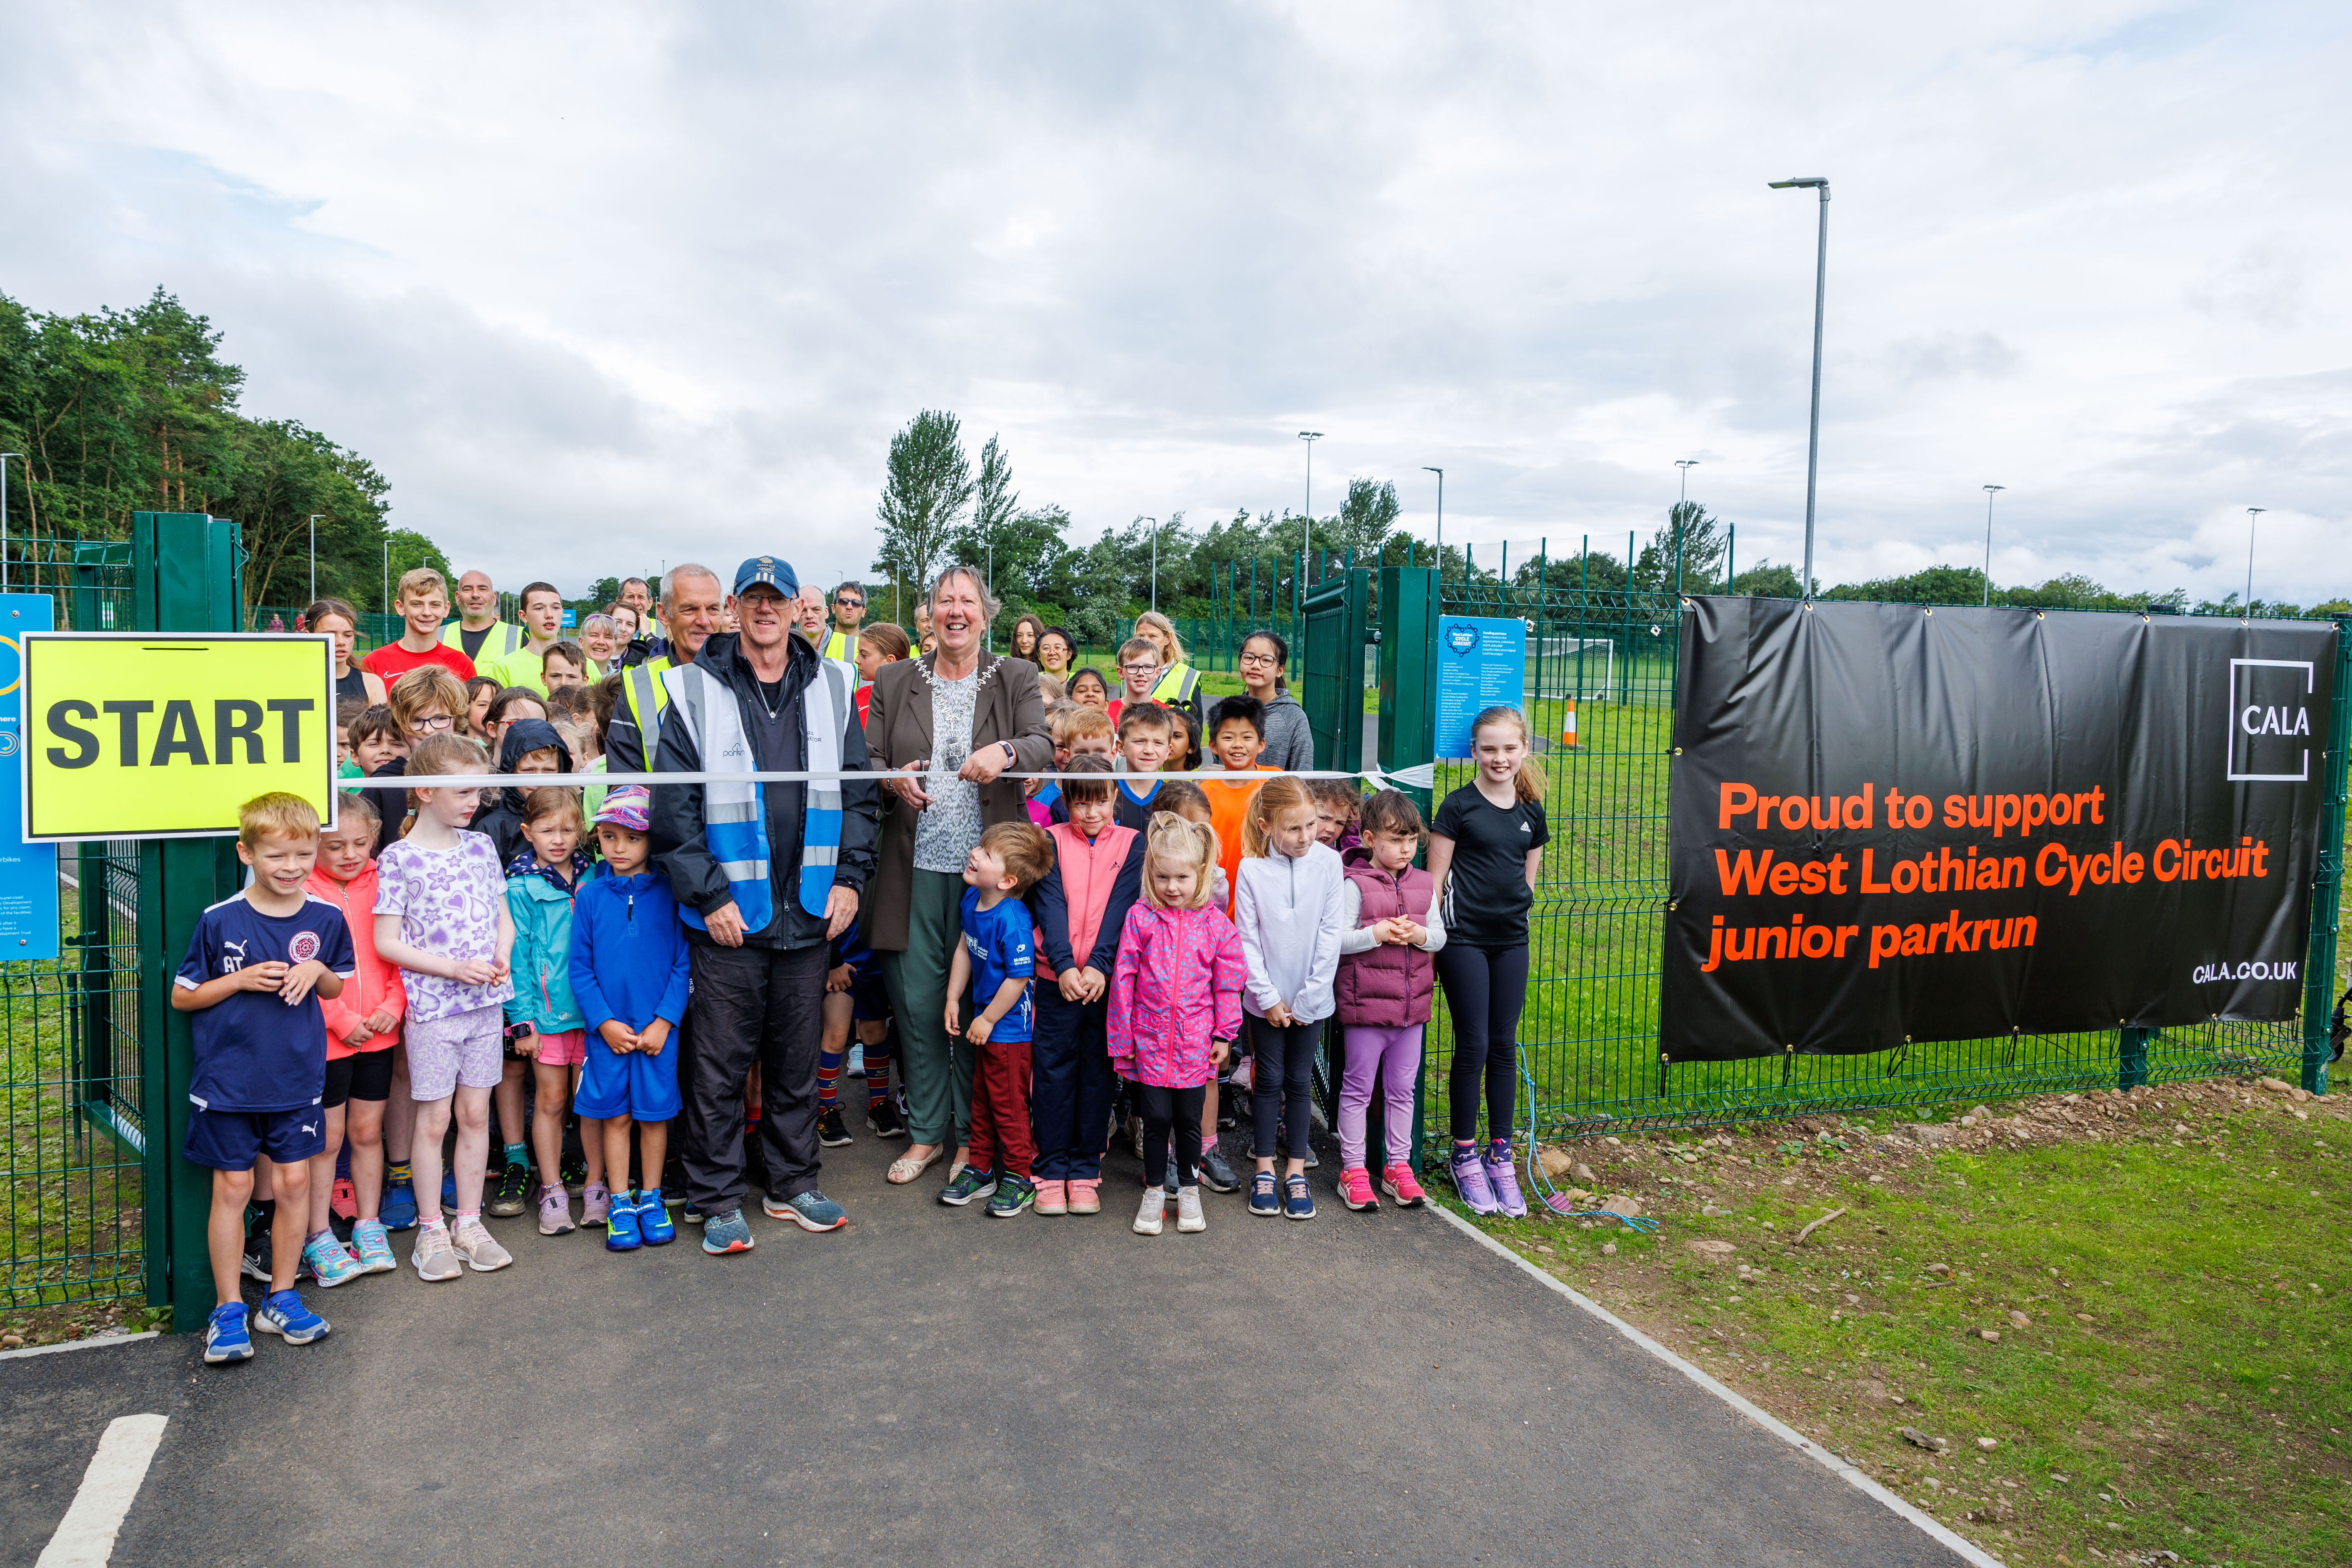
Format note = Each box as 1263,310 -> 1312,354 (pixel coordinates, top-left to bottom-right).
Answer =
1461,1084 -> 2350,1567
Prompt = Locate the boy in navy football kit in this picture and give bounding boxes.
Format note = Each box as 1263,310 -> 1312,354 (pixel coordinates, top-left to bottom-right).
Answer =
173,793 -> 356,1364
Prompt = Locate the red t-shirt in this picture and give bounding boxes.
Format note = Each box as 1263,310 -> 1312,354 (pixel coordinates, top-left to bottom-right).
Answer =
361,640 -> 476,685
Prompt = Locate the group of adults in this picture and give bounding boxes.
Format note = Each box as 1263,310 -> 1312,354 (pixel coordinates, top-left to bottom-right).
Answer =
362,553 -> 1304,1245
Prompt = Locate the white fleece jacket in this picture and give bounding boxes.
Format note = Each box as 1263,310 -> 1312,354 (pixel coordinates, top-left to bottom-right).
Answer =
1233,840 -> 1348,1022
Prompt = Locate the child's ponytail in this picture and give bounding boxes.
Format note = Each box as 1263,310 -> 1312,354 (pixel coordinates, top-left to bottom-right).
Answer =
1470,705 -> 1545,803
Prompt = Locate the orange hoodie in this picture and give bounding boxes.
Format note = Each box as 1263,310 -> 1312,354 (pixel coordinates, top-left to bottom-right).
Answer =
1201,766 -> 1279,914
304,863 -> 407,1059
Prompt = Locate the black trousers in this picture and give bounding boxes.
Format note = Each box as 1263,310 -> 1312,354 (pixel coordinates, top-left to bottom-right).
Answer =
682,942 -> 827,1212
1249,1015 -> 1323,1160
1138,1084 -> 1206,1188
1434,943 -> 1529,1143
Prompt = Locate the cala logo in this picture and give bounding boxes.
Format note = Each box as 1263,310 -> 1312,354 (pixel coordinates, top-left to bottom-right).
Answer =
2228,658 -> 2315,783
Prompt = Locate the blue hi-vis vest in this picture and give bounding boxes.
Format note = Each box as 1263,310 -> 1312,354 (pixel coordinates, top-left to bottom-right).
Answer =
661,656 -> 853,936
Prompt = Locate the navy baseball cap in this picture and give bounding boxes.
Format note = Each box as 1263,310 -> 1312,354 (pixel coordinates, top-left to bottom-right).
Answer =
732,555 -> 798,598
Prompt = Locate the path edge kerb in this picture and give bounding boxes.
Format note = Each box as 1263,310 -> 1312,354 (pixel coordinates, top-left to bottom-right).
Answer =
1427,1205 -> 2002,1568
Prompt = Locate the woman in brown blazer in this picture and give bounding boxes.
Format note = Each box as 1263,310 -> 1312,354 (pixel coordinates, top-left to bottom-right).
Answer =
863,565 -> 1055,1186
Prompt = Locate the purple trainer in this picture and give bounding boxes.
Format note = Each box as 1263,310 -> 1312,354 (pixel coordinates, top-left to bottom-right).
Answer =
1483,1143 -> 1528,1218
1450,1143 -> 1500,1215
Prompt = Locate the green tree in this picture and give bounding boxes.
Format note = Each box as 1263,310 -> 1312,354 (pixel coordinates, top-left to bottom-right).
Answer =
871,409 -> 972,599
230,420 -> 391,608
1630,501 -> 1728,594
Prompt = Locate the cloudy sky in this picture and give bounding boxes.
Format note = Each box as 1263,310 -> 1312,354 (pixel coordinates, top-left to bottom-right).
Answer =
4,2 -> 2346,603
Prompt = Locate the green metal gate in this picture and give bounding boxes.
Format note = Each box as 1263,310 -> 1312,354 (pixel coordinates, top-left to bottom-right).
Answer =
1299,568 -> 1372,773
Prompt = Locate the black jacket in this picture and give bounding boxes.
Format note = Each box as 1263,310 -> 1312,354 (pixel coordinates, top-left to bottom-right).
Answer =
647,630 -> 879,948
469,718 -> 575,865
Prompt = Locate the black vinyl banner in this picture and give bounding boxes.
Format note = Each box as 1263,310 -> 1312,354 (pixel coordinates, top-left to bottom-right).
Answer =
1662,598 -> 2338,1060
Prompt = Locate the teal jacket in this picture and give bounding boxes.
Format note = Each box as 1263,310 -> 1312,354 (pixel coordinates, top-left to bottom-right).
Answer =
504,861 -> 586,1034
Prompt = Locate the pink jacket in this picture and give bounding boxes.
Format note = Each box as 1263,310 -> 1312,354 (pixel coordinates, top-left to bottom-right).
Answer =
1107,901 -> 1245,1088
304,863 -> 407,1059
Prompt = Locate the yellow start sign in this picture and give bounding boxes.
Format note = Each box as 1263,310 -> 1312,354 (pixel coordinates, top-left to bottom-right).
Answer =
22,634 -> 337,842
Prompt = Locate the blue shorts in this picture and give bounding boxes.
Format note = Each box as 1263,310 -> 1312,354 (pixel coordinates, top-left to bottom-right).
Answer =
850,955 -> 891,1024
573,1025 -> 681,1123
183,1103 -> 328,1171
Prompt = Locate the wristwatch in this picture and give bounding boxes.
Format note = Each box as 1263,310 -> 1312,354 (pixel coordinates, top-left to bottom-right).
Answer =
999,741 -> 1017,766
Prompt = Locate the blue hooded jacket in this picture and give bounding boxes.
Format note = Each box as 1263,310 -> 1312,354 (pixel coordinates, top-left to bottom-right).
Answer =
568,864 -> 691,1035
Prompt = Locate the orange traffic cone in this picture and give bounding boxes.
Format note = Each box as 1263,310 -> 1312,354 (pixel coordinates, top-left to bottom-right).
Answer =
1561,698 -> 1580,751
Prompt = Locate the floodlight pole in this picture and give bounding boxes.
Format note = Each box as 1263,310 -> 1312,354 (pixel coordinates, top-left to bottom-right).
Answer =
1981,486 -> 2004,606
1298,432 -> 1323,582
309,514 -> 324,603
2245,507 -> 2266,610
1422,466 -> 1444,560
1769,177 -> 1830,598
1142,516 -> 1160,611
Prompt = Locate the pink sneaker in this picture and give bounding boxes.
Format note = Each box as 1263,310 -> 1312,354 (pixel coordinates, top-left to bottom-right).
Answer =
1066,1179 -> 1102,1215
1337,1166 -> 1380,1211
1380,1162 -> 1427,1207
1033,1179 -> 1069,1216
330,1177 -> 358,1222
580,1180 -> 612,1228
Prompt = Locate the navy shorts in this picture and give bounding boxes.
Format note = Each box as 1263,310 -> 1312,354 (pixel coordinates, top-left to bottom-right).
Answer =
183,1103 -> 329,1171
850,955 -> 891,1023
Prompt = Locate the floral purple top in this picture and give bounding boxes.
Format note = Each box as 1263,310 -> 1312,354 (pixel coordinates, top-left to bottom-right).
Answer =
374,831 -> 515,1022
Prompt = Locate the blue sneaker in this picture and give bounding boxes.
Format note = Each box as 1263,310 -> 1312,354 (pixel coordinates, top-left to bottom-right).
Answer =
938,1165 -> 997,1207
637,1190 -> 676,1246
701,1207 -> 754,1254
253,1289 -> 330,1345
379,1175 -> 418,1233
1283,1173 -> 1316,1221
764,1189 -> 847,1232
1249,1171 -> 1281,1217
605,1195 -> 643,1252
203,1302 -> 253,1364
302,1230 -> 364,1288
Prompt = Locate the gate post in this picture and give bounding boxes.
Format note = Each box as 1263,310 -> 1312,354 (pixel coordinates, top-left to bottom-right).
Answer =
2300,618 -> 2352,1095
1379,567 -> 1439,1168
132,511 -> 247,1329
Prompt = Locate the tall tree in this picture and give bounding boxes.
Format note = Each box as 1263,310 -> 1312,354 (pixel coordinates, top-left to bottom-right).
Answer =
955,432 -> 1019,595
1632,501 -> 1728,594
871,409 -> 972,601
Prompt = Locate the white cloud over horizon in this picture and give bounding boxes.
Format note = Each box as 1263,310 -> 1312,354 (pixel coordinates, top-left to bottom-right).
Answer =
3,1 -> 2347,604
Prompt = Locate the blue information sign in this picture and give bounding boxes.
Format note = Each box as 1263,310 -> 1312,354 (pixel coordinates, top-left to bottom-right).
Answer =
0,594 -> 59,960
1434,615 -> 1527,759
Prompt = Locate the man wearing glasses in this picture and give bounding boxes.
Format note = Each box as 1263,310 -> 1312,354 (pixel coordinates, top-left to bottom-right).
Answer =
820,582 -> 867,665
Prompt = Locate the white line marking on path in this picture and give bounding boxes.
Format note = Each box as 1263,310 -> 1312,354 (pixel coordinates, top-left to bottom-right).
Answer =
1428,1205 -> 2004,1568
35,1413 -> 167,1568
0,1332 -> 158,1363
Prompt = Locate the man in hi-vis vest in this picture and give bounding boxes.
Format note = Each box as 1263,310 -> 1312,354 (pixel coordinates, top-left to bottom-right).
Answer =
647,555 -> 879,1258
819,580 -> 866,664
604,565 -> 726,776
442,569 -> 526,665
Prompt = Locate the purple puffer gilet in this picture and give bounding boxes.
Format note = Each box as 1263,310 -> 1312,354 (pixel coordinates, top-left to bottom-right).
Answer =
1335,857 -> 1435,1027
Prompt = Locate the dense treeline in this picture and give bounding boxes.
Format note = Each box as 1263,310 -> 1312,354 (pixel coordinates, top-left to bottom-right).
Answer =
0,287 -> 446,614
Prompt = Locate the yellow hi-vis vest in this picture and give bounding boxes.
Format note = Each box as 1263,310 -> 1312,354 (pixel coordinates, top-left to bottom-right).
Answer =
442,619 -> 526,662
821,627 -> 860,664
1150,664 -> 1200,707
619,653 -> 676,744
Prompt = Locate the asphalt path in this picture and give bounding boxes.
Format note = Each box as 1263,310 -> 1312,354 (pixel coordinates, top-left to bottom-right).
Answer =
5,1128 -> 1963,1567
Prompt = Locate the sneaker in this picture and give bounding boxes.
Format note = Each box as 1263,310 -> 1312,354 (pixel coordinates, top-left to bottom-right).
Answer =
303,1230 -> 365,1288
378,1175 -> 418,1232
765,1190 -> 849,1232
253,1289 -> 330,1345
240,1232 -> 272,1283
580,1180 -> 612,1228
1199,1146 -> 1241,1194
1133,1188 -> 1165,1235
1450,1144 -> 1499,1215
1127,1115 -> 1145,1161
329,1177 -> 358,1222
986,1175 -> 1035,1217
682,1199 -> 706,1225
1249,1171 -> 1281,1217
202,1302 -> 253,1364
411,1221 -> 463,1282
350,1218 -> 398,1273
1033,1179 -> 1068,1216
637,1190 -> 676,1246
1067,1179 -> 1102,1215
817,1105 -> 853,1148
1283,1173 -> 1316,1220
538,1183 -> 575,1237
1483,1144 -> 1528,1218
487,1161 -> 531,1218
1337,1166 -> 1380,1212
938,1166 -> 997,1207
865,1099 -> 907,1138
452,1215 -> 515,1272
1175,1185 -> 1206,1233
701,1207 -> 754,1254
606,1195 -> 643,1252
1380,1162 -> 1428,1208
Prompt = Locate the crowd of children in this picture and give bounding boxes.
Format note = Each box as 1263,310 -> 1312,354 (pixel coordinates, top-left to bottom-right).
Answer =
183,575 -> 1546,1366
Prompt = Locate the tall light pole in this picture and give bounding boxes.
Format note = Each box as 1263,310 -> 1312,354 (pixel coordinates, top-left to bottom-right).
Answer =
1675,458 -> 1700,506
1297,431 -> 1323,581
1768,175 -> 1830,598
0,453 -> 20,591
1979,486 -> 2004,606
1422,466 -> 1444,563
2245,507 -> 2266,610
1141,516 -> 1160,611
308,514 -> 324,603
383,541 -> 391,615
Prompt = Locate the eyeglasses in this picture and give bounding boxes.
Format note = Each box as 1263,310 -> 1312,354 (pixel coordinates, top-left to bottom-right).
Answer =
1120,663 -> 1160,676
405,713 -> 454,735
1238,652 -> 1279,666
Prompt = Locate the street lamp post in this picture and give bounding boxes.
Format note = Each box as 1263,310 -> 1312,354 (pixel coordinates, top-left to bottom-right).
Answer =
383,541 -> 391,616
1422,466 -> 1444,563
2245,508 -> 2266,611
1676,459 -> 1700,506
0,453 -> 21,591
1141,516 -> 1160,612
1768,176 -> 1831,598
1298,431 -> 1323,582
1980,486 -> 2004,606
309,514 -> 324,603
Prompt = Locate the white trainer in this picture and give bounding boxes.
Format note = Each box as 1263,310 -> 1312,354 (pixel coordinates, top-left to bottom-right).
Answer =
1175,1185 -> 1206,1233
1133,1188 -> 1165,1236
411,1222 -> 463,1283
451,1216 -> 513,1273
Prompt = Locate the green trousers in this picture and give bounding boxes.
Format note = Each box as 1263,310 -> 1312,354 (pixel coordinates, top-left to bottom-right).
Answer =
881,869 -> 977,1149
